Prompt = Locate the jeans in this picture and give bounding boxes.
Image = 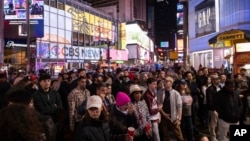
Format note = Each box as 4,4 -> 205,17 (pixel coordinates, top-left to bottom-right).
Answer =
151,121 -> 161,141
181,116 -> 194,141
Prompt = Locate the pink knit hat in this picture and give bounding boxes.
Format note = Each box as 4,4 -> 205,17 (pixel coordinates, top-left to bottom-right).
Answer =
116,92 -> 131,107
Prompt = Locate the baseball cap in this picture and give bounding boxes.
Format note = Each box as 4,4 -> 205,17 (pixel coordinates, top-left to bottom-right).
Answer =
86,95 -> 103,109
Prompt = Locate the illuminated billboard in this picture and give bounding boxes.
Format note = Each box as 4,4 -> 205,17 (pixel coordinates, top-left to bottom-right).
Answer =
65,5 -> 112,41
3,0 -> 44,38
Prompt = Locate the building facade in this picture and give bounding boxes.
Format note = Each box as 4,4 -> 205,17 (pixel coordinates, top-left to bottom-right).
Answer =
188,0 -> 250,71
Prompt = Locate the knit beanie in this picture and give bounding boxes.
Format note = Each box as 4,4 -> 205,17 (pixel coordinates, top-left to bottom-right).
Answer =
116,92 -> 131,107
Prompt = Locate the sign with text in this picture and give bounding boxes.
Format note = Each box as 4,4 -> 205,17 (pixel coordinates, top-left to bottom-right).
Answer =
230,125 -> 250,141
195,0 -> 216,37
4,0 -> 44,38
37,42 -> 105,60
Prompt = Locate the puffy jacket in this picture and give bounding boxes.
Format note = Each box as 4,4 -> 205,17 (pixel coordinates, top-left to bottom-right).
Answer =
74,115 -> 110,141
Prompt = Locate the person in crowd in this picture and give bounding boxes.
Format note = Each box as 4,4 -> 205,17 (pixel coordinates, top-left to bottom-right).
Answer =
95,82 -> 112,112
34,74 -> 63,119
200,76 -> 211,129
234,73 -> 248,94
242,80 -> 250,125
70,69 -> 87,91
183,71 -> 200,134
157,70 -> 165,81
129,84 -> 152,141
112,68 -> 127,97
0,73 -> 12,109
219,74 -> 227,88
240,68 -> 250,84
51,79 -> 60,91
106,84 -> 116,105
68,70 -> 77,83
104,72 -> 113,85
67,76 -> 90,132
138,72 -> 149,93
0,104 -> 46,141
196,67 -> 209,90
214,80 -> 243,141
58,71 -> 71,111
158,76 -> 184,141
144,77 -> 161,141
109,92 -> 139,141
196,134 -> 209,141
88,74 -> 103,95
5,85 -> 57,141
176,79 -> 194,141
33,73 -> 64,141
74,95 -> 110,141
13,71 -> 25,86
124,70 -> 131,83
206,75 -> 221,141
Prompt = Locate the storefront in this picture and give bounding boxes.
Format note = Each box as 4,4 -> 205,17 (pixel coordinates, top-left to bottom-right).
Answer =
189,0 -> 250,70
208,29 -> 250,74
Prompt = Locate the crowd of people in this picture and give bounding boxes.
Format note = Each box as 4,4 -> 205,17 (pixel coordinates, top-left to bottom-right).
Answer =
0,66 -> 250,141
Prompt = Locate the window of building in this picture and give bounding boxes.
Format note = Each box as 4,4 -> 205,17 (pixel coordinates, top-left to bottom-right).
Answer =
58,2 -> 64,10
50,0 -> 57,8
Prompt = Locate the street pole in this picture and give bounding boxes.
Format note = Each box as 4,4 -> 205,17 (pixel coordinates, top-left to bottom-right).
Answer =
0,0 -> 4,64
106,39 -> 111,73
183,1 -> 188,70
26,0 -> 31,73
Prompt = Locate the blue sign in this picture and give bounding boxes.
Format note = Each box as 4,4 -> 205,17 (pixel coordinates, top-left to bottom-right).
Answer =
3,0 -> 44,38
177,3 -> 184,12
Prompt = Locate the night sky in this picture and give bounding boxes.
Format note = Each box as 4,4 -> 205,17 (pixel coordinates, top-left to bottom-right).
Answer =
154,0 -> 178,49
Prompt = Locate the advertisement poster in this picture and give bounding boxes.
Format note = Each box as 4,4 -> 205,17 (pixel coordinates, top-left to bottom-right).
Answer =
4,0 -> 44,38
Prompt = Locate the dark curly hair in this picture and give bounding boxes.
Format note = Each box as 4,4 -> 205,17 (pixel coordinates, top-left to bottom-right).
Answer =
0,104 -> 45,141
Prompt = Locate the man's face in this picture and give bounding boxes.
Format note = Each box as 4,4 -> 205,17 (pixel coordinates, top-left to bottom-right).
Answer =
96,86 -> 107,98
164,80 -> 173,88
97,76 -> 103,82
160,71 -> 165,78
148,81 -> 157,91
212,78 -> 220,85
107,85 -> 112,94
79,71 -> 86,77
39,79 -> 51,90
78,79 -> 87,89
240,70 -> 246,76
203,69 -> 208,75
220,75 -> 227,83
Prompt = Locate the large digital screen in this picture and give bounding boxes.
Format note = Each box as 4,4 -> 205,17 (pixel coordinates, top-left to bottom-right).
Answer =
3,0 -> 44,38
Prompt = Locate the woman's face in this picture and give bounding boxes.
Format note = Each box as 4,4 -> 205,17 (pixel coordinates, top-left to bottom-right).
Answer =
88,107 -> 102,119
133,91 -> 142,101
180,83 -> 187,89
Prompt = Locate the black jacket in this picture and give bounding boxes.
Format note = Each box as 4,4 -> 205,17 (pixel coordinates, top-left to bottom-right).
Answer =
112,79 -> 127,97
74,116 -> 110,141
33,89 -> 63,121
109,105 -> 139,141
215,87 -> 243,123
206,85 -> 218,111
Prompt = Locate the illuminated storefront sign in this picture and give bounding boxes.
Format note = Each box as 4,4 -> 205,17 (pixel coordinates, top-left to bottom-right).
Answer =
195,0 -> 216,37
65,5 -> 112,40
3,0 -> 44,38
217,33 -> 244,41
37,42 -> 105,60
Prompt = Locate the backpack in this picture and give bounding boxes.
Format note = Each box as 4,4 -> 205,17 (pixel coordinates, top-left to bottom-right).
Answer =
76,99 -> 87,115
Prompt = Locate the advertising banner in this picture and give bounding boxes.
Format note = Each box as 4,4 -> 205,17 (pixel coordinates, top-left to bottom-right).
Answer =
109,49 -> 128,61
195,0 -> 216,37
37,42 -> 105,60
65,5 -> 112,41
4,0 -> 44,38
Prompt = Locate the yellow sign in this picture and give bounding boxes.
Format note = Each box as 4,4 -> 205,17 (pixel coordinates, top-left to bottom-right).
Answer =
169,51 -> 178,60
217,33 -> 244,42
119,23 -> 126,50
65,5 -> 112,40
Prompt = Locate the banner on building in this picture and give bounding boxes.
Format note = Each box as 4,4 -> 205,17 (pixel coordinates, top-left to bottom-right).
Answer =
4,0 -> 44,38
